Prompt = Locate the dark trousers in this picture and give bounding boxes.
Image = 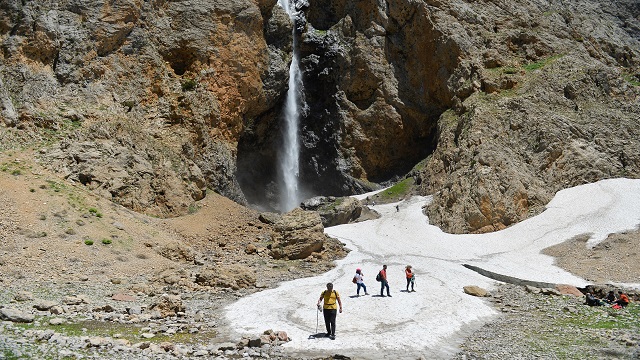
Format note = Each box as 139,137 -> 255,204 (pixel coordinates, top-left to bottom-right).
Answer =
323,309 -> 337,336
380,280 -> 390,296
406,278 -> 414,291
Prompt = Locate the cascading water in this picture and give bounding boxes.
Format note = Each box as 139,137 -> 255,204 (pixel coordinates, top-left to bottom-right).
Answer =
278,0 -> 303,212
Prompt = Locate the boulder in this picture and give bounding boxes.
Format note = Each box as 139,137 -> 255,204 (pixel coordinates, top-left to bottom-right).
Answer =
34,300 -> 59,311
14,291 -> 34,302
149,294 -> 185,318
0,308 -> 35,323
555,284 -> 583,297
156,241 -> 198,263
463,285 -> 489,297
301,196 -> 379,227
269,208 -> 327,260
112,293 -> 136,302
195,264 -> 256,290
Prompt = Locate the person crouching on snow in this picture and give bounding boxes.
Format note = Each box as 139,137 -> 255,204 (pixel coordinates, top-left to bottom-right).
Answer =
317,283 -> 342,340
354,268 -> 369,296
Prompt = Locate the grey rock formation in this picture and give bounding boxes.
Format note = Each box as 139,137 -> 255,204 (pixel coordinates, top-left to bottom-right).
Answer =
0,308 -> 34,323
301,195 -> 380,227
1,0 -> 638,232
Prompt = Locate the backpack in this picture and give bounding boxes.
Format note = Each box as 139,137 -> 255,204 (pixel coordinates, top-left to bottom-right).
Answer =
375,271 -> 382,282
352,276 -> 357,284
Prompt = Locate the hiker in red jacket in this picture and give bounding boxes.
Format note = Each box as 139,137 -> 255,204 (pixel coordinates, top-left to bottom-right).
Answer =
379,265 -> 391,297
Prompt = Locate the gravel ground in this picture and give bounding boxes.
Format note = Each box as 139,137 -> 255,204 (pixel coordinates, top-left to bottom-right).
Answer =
453,284 -> 640,360
1,150 -> 639,359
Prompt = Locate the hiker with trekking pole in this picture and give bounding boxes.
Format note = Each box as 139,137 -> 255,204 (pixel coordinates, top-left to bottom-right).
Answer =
316,283 -> 342,340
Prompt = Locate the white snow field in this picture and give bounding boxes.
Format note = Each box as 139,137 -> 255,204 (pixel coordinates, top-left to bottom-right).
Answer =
225,178 -> 640,359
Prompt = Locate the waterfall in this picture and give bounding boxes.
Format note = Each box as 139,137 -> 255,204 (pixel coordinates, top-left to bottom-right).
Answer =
278,0 -> 303,212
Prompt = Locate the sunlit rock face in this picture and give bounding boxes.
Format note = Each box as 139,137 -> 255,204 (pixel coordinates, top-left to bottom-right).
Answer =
2,0 -> 639,230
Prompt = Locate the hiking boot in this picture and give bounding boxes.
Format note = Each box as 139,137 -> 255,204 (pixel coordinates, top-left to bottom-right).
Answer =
365,292 -> 369,295
380,294 -> 385,297
387,294 -> 392,297
330,335 -> 335,340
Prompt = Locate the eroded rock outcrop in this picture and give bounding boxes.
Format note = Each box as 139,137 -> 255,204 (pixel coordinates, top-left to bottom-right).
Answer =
1,0 -> 639,233
268,208 -> 327,260
415,1 -> 640,233
195,265 -> 257,290
0,0 -> 286,215
300,196 -> 380,227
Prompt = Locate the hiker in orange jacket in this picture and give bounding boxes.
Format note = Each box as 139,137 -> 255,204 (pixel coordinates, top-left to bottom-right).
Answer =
405,265 -> 415,292
614,291 -> 630,308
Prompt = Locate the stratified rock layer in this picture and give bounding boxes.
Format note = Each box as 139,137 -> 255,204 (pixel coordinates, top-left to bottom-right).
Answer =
1,0 -> 639,232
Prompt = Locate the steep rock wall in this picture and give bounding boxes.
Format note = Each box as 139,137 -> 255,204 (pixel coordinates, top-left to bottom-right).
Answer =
1,0 -> 639,231
0,0 -> 286,216
415,0 -> 640,233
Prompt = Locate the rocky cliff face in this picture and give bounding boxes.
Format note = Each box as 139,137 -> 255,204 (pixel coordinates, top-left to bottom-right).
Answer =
1,0 -> 286,216
413,0 -> 640,233
1,0 -> 639,231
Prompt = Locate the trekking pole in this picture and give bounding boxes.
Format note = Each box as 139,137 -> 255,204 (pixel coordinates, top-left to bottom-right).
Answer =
316,304 -> 320,334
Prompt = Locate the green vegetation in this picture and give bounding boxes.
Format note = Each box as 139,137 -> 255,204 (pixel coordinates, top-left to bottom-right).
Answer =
503,67 -> 519,74
313,29 -> 328,36
188,203 -> 200,214
440,109 -> 459,127
319,197 -> 345,212
375,177 -> 415,202
0,161 -> 27,176
523,54 -> 564,71
45,180 -> 66,193
1,349 -> 21,360
520,299 -> 640,358
12,319 -> 216,346
88,207 -> 103,218
101,238 -> 112,245
558,303 -> 640,330
623,74 -> 640,87
181,78 -> 197,91
410,158 -> 428,173
84,240 -> 94,245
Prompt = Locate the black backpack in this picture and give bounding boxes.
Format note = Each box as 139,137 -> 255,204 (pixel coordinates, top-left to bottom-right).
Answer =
375,271 -> 382,282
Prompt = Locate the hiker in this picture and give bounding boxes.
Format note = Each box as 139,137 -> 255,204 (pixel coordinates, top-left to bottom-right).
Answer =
395,205 -> 399,212
316,283 -> 342,340
585,292 -> 603,306
405,265 -> 415,292
613,291 -> 630,308
605,290 -> 617,304
379,265 -> 391,297
354,268 -> 369,296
